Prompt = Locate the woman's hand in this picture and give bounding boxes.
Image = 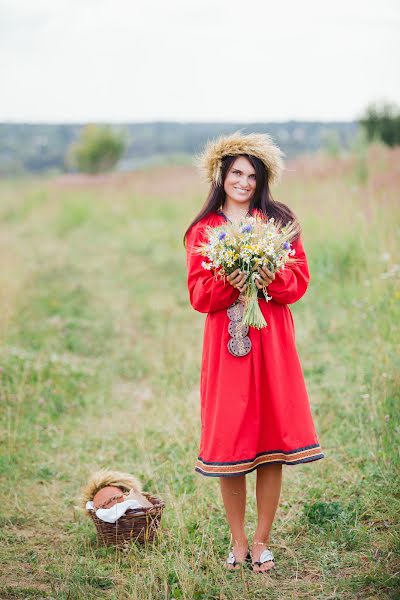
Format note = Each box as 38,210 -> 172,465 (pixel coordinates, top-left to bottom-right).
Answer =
227,269 -> 248,293
255,265 -> 275,289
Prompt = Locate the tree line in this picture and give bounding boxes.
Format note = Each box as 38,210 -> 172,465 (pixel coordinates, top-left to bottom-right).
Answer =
0,101 -> 398,175
0,121 -> 357,175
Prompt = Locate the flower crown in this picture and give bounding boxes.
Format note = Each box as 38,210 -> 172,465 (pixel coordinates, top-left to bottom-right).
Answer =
196,130 -> 285,186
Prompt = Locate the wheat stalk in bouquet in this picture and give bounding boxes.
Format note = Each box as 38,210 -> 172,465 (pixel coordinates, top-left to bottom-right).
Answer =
196,214 -> 299,329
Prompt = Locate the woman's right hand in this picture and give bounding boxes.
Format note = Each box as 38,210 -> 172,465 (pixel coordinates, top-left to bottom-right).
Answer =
226,269 -> 247,293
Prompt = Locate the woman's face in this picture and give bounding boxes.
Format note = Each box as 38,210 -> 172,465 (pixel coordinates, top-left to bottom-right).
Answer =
223,156 -> 257,206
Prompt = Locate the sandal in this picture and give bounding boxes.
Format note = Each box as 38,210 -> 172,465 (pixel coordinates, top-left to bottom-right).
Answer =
226,548 -> 252,570
251,547 -> 275,573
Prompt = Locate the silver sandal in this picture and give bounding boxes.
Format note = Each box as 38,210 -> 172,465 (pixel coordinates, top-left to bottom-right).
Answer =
251,548 -> 275,572
226,548 -> 251,569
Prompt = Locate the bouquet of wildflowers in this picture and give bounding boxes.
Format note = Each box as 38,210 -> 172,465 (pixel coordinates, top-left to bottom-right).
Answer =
197,214 -> 299,329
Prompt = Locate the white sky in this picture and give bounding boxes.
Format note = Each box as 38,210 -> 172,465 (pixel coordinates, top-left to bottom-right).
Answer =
1,0 -> 399,122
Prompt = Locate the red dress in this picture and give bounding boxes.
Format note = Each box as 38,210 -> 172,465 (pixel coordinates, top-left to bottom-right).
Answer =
185,208 -> 324,477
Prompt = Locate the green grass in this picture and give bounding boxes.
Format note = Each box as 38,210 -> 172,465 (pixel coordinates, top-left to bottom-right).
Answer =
0,148 -> 399,599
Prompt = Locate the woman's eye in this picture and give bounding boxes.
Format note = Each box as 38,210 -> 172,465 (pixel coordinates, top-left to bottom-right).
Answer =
232,170 -> 255,179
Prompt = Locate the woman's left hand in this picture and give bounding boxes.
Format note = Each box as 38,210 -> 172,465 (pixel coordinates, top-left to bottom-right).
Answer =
255,266 -> 275,289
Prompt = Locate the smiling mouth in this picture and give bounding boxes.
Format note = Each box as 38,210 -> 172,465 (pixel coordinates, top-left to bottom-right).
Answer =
234,187 -> 249,192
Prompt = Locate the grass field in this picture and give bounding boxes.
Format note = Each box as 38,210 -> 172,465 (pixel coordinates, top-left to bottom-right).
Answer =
0,144 -> 399,599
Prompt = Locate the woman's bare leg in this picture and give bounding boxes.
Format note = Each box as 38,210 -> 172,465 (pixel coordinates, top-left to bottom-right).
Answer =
252,464 -> 282,572
219,475 -> 248,570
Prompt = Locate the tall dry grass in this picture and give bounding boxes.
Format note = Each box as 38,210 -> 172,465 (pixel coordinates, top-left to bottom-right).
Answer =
0,143 -> 399,599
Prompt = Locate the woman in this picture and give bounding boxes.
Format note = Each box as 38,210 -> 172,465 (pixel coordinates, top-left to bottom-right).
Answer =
184,132 -> 324,573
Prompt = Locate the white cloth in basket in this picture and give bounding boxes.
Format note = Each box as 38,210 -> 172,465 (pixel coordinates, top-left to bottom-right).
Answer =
86,499 -> 144,524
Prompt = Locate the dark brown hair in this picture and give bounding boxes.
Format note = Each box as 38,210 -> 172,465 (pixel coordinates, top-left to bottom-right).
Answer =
183,154 -> 300,246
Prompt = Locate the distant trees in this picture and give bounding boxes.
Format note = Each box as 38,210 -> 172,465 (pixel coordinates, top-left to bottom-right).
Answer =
0,121 -> 362,175
68,125 -> 126,173
359,102 -> 400,147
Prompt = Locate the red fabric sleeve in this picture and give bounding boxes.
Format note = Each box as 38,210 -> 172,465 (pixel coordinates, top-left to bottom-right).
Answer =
266,235 -> 311,305
186,220 -> 240,313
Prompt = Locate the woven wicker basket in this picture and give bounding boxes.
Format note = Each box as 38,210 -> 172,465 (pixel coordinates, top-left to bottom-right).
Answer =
88,492 -> 165,547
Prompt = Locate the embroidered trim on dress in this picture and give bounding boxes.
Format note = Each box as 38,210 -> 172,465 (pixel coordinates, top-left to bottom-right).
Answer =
195,444 -> 325,477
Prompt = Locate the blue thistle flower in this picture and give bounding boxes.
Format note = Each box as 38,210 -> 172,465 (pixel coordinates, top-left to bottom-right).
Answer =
218,231 -> 226,240
242,225 -> 252,233
283,241 -> 291,250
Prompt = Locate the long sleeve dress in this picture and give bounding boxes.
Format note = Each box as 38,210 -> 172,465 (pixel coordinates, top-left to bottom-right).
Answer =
185,208 -> 324,477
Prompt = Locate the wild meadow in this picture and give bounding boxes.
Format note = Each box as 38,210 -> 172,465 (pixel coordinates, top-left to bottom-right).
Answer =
0,144 -> 399,599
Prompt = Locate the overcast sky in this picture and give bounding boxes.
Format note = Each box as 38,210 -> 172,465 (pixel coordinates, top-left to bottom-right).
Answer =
1,0 -> 399,123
